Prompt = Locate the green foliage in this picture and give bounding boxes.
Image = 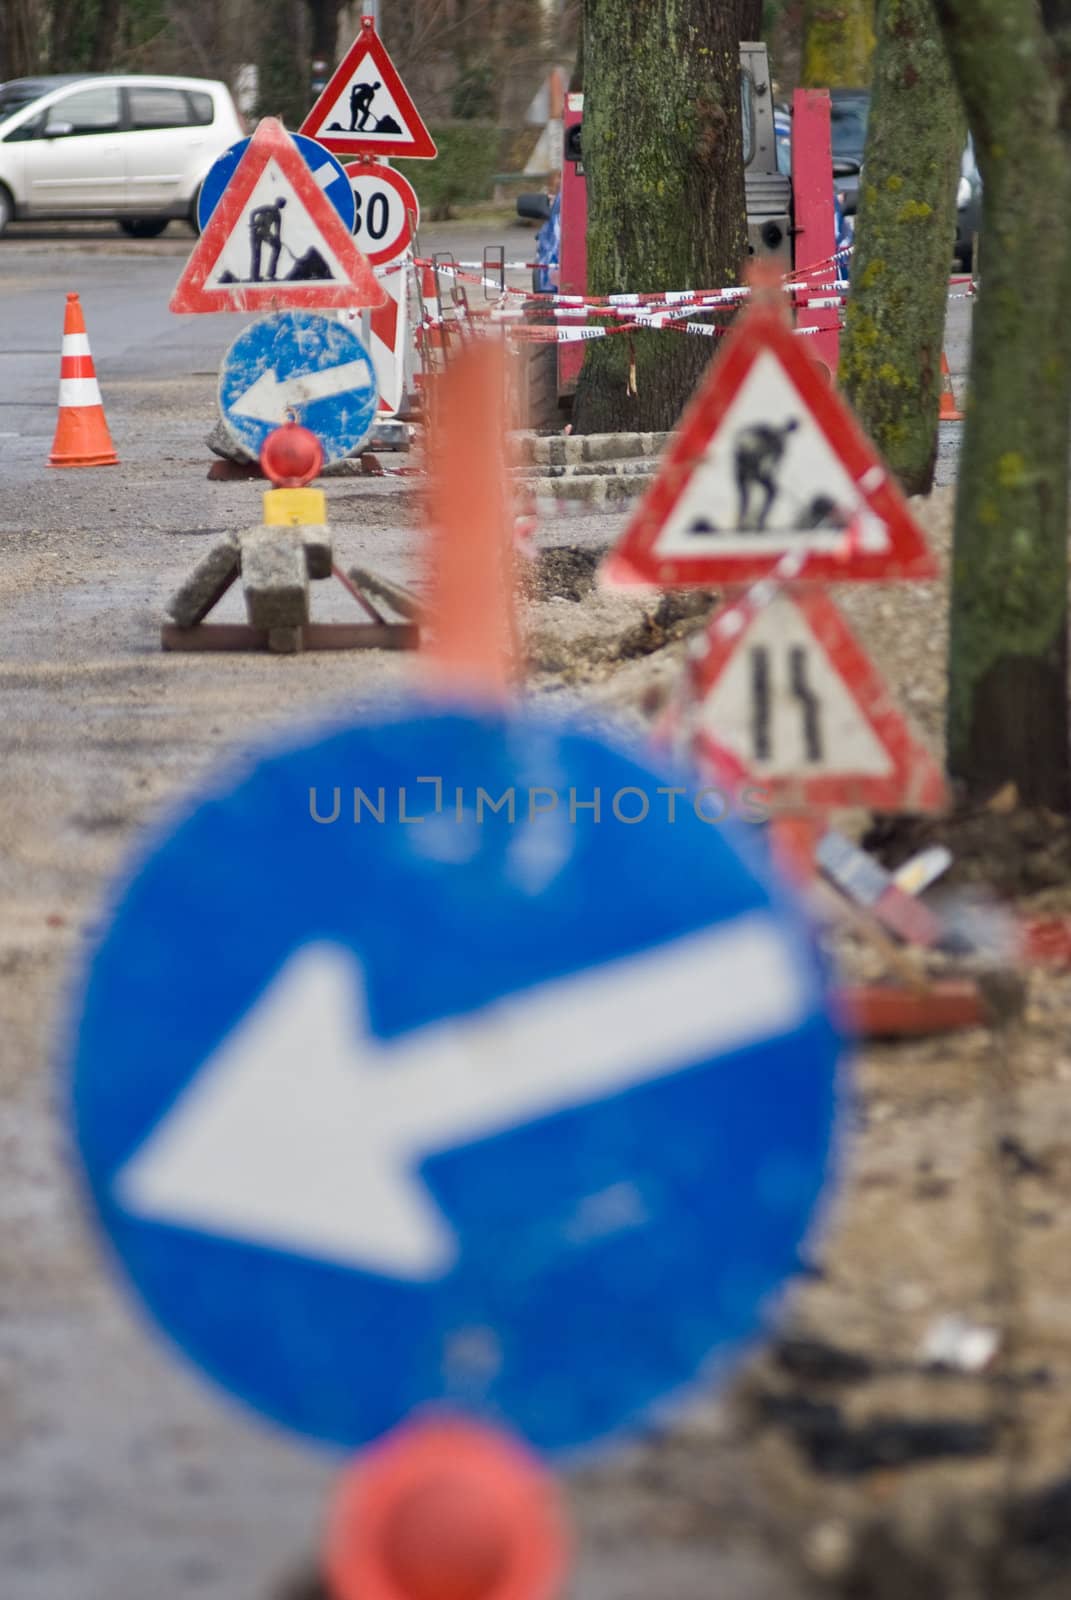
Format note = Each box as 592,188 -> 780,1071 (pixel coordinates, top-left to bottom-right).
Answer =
406,123 -> 500,220
451,61 -> 496,120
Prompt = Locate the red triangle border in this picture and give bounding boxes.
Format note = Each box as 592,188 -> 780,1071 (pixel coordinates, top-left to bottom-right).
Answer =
300,17 -> 437,160
170,118 -> 386,315
601,304 -> 937,587
689,587 -> 947,812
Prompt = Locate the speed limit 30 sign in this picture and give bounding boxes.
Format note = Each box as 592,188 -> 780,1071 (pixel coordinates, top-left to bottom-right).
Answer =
345,159 -> 419,266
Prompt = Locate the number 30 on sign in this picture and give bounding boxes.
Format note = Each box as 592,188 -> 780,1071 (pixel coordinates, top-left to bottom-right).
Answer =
345,160 -> 419,267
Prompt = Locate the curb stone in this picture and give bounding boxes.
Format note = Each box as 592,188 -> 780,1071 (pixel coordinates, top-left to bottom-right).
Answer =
512,431 -> 672,467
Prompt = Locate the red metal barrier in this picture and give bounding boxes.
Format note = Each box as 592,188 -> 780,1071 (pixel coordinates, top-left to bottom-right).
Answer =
791,89 -> 840,377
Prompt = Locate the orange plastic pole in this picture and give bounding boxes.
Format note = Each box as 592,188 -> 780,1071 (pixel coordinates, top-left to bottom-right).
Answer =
422,338 -> 520,701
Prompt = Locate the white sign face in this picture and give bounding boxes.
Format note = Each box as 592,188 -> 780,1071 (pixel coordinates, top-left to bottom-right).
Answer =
652,350 -> 890,557
346,164 -> 419,267
202,157 -> 351,292
698,592 -> 894,778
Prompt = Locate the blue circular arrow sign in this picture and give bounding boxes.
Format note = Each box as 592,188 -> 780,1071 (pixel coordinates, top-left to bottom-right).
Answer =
197,133 -> 356,234
218,311 -> 378,463
69,709 -> 840,1456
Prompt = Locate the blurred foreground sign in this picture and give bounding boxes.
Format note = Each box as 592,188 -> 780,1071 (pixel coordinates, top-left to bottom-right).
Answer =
70,709 -> 839,1454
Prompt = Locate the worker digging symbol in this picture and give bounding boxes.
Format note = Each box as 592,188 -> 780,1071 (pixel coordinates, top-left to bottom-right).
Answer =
250,197 -> 287,281
215,194 -> 333,285
734,419 -> 799,530
349,80 -> 379,131
330,81 -> 403,137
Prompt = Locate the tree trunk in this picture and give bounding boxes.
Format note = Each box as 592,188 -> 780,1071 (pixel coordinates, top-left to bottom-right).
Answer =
840,0 -> 962,494
50,0 -> 94,70
1,0 -> 44,77
257,0 -> 310,125
307,0 -> 343,61
89,0 -> 122,70
932,0 -> 1071,808
801,0 -> 874,86
738,0 -> 763,37
572,0 -> 748,434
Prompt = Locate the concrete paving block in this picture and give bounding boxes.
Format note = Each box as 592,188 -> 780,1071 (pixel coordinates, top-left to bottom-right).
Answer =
165,532 -> 241,627
206,417 -> 255,464
268,626 -> 304,654
240,530 -> 309,631
301,528 -> 333,581
514,430 -> 673,467
348,565 -> 422,621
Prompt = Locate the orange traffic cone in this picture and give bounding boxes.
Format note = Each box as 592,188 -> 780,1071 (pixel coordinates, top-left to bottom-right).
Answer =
49,292 -> 118,467
939,349 -> 963,422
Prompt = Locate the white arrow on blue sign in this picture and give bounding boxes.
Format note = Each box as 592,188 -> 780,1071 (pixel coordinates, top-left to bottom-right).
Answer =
69,709 -> 841,1455
218,310 -> 378,463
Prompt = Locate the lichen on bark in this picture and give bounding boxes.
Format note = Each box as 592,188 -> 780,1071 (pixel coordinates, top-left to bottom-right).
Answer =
801,0 -> 875,87
933,0 -> 1071,808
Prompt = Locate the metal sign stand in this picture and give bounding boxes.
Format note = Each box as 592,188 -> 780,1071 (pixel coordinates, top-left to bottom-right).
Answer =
161,489 -> 420,655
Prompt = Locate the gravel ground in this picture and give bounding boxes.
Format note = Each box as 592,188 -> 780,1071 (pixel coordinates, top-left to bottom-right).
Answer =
7,227 -> 1071,1600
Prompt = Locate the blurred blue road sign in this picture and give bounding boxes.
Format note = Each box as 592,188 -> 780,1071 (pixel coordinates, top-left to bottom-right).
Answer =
197,132 -> 355,234
70,709 -> 841,1455
218,310 -> 378,463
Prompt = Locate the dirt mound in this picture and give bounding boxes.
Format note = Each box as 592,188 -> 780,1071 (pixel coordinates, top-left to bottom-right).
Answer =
523,544 -> 602,602
866,806 -> 1071,897
523,545 -> 718,683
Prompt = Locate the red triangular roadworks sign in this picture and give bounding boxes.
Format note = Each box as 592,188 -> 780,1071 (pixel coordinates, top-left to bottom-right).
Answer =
170,118 -> 386,315
300,15 -> 438,160
685,586 -> 946,812
601,303 -> 936,587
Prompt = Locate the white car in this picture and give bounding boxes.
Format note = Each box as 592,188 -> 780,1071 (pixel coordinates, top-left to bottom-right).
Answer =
0,73 -> 244,237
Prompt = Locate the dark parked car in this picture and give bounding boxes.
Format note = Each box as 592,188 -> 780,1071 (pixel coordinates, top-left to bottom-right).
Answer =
955,136 -> 981,272
829,88 -> 869,216
794,90 -> 980,272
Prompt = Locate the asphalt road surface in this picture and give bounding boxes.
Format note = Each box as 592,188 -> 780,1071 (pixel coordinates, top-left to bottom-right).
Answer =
0,218 -> 972,1600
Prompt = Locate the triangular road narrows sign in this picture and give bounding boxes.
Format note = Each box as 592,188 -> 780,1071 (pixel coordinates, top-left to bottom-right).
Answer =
601,304 -> 936,587
300,16 -> 438,160
687,588 -> 946,811
171,118 -> 386,314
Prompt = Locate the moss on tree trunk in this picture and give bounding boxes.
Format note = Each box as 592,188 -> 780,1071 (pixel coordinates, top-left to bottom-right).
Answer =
840,0 -> 962,495
572,0 -> 748,434
933,0 -> 1071,809
801,0 -> 874,87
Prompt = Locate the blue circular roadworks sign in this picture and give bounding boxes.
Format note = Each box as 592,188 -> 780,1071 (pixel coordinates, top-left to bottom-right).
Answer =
218,310 -> 378,463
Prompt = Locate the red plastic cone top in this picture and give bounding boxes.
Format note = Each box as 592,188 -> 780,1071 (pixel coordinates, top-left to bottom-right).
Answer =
323,1415 -> 570,1600
49,292 -> 118,468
